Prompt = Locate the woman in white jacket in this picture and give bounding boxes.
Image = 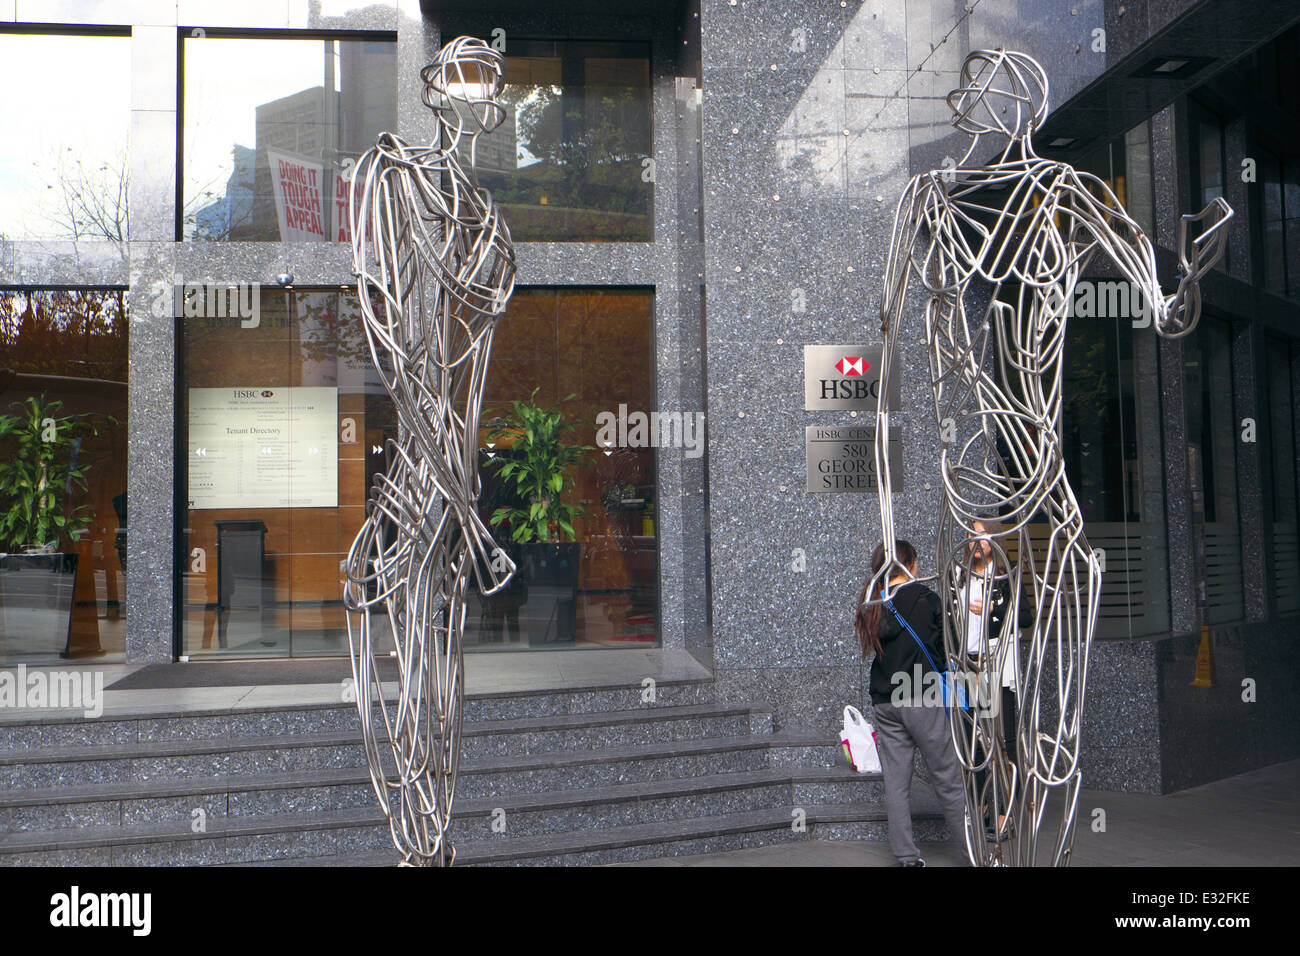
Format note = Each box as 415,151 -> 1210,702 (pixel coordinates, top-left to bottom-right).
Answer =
959,521 -> 1019,841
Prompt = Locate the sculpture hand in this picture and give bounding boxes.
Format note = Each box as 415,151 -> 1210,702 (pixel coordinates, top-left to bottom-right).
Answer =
1160,197 -> 1233,338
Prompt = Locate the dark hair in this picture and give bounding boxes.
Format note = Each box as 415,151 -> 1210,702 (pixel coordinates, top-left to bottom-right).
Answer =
855,540 -> 918,659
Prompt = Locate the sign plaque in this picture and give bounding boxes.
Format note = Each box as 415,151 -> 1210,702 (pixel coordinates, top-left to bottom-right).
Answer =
805,425 -> 902,493
803,345 -> 899,411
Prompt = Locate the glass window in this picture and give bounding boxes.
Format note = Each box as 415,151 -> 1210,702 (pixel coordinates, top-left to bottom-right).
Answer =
1261,149 -> 1286,296
0,290 -> 129,664
467,288 -> 659,648
1192,108 -> 1229,272
0,31 -> 130,242
1077,128 -> 1154,241
1061,309 -> 1170,637
177,286 -> 658,658
182,33 -> 396,241
1285,159 -> 1300,300
1197,117 -> 1224,206
1262,339 -> 1300,613
481,40 -> 653,242
1184,316 -> 1244,624
1124,121 -> 1155,241
179,288 -> 385,658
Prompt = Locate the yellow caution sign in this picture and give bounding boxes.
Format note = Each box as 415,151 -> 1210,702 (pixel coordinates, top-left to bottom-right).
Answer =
1191,625 -> 1213,687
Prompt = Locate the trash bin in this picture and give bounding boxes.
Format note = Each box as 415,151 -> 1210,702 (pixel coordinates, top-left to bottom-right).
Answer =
215,519 -> 268,650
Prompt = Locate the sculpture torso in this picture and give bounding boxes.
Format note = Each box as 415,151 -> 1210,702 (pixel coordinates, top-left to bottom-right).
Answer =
904,162 -> 1092,521
348,126 -> 516,591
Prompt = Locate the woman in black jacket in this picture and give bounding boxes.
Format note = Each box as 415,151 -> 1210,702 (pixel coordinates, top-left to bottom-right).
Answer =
856,540 -> 970,867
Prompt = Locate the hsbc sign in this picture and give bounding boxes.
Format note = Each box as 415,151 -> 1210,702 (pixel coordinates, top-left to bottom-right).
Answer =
804,345 -> 898,410
805,425 -> 902,493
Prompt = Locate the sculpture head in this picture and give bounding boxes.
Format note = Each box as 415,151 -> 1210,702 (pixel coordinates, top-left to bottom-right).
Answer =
947,49 -> 1048,141
420,36 -> 507,136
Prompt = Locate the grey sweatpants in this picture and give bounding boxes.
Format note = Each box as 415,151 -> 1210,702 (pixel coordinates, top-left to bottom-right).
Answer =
872,700 -> 969,863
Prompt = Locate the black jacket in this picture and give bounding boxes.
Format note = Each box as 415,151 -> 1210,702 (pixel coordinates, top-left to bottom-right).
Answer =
868,581 -> 946,705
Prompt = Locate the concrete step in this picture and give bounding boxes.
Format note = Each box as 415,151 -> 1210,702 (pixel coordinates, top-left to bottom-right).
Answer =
0,702 -> 773,791
1,756 -> 880,840
0,676 -> 719,751
0,770 -> 904,868
242,802 -> 950,868
2,795 -> 945,867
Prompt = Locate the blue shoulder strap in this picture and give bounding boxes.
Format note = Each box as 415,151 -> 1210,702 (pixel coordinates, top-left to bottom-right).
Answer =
884,597 -> 939,672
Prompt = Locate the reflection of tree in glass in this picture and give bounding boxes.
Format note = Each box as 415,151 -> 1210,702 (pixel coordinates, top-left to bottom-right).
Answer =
184,145 -> 257,241
0,291 -> 128,551
30,148 -> 128,251
489,76 -> 651,239
0,290 -> 128,382
293,291 -> 377,372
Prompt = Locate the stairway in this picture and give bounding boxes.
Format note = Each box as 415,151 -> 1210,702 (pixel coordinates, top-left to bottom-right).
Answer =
0,678 -> 946,866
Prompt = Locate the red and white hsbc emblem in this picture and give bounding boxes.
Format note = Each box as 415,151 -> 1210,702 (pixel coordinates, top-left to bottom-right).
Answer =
834,356 -> 868,376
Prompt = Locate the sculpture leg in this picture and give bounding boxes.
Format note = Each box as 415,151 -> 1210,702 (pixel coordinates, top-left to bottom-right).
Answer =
938,502 -> 1022,866
1013,489 -> 1099,866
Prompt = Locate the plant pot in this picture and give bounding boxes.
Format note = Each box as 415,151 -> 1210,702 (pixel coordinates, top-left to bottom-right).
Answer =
519,541 -> 580,647
0,552 -> 79,662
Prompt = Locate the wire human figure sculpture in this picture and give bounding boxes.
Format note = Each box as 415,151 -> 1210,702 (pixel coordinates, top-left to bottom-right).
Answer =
867,49 -> 1231,867
341,36 -> 517,867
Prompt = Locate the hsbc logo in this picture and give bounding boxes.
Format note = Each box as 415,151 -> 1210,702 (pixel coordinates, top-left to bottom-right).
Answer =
804,345 -> 897,411
823,352 -> 879,401
835,356 -> 868,376
261,390 -> 274,398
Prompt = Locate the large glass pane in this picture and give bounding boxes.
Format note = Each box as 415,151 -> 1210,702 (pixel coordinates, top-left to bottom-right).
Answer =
1185,317 -> 1244,624
1124,121 -> 1155,241
0,32 -> 130,242
0,290 -> 129,663
179,288 -> 392,658
1062,309 -> 1169,637
466,288 -> 659,648
1196,115 -> 1228,273
1285,160 -> 1300,301
182,34 -> 396,241
1198,119 -> 1224,205
1261,150 -> 1286,296
1264,341 -> 1300,613
179,286 -> 657,657
481,40 -> 653,242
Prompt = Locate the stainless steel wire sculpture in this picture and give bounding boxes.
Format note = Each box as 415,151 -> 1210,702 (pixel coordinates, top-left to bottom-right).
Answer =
867,49 -> 1231,866
342,36 -> 517,867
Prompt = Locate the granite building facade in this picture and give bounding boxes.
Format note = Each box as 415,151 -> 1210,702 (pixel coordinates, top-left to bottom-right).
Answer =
0,0 -> 1297,796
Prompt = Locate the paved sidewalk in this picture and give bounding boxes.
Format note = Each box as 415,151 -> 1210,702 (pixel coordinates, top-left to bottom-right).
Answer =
621,758 -> 1300,866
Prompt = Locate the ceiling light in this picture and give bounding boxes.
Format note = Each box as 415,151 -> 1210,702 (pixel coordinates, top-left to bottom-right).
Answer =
1132,55 -> 1214,79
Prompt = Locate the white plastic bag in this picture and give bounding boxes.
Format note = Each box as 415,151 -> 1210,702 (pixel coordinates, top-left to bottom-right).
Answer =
840,705 -> 881,773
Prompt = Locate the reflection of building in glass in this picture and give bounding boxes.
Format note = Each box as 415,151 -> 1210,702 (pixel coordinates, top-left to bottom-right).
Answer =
191,38 -> 396,242
474,42 -> 653,242
194,144 -> 254,240
253,86 -> 332,241
469,101 -> 517,176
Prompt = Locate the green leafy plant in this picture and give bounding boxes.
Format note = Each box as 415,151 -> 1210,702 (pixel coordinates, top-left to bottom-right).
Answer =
0,394 -> 110,552
484,388 -> 594,544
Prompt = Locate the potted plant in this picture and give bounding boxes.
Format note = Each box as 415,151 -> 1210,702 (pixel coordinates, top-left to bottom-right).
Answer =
0,394 -> 109,657
484,388 -> 593,645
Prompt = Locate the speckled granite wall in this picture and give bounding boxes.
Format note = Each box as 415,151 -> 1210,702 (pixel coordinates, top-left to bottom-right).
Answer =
1155,619 -> 1300,792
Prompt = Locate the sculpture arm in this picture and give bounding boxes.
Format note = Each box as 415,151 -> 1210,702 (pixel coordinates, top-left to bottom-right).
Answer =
1068,169 -> 1232,339
867,176 -> 928,603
